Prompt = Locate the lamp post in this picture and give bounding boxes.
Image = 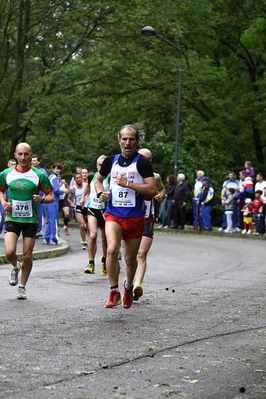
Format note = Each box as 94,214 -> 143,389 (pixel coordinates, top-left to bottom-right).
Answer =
141,26 -> 182,178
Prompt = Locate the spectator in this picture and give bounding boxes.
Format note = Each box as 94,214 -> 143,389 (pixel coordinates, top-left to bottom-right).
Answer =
223,188 -> 236,233
219,172 -> 240,232
158,174 -> 176,228
197,177 -> 216,231
171,173 -> 189,229
241,198 -> 253,234
255,173 -> 266,192
237,170 -> 254,230
244,161 -> 255,180
252,190 -> 264,235
192,170 -> 204,229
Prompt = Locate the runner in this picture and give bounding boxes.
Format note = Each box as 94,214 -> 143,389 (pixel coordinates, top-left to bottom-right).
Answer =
0,142 -> 54,299
133,148 -> 165,300
31,154 -> 47,238
80,155 -> 110,275
95,124 -> 157,309
68,173 -> 88,249
43,162 -> 68,245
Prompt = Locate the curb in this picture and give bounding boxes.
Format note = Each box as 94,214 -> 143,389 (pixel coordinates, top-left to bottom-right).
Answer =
154,227 -> 266,239
0,237 -> 69,264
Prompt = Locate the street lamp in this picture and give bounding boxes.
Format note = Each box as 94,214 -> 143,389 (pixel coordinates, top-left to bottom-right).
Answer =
141,26 -> 182,178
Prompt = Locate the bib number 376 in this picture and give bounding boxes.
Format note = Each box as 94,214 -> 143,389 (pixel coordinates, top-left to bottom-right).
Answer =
12,200 -> 32,218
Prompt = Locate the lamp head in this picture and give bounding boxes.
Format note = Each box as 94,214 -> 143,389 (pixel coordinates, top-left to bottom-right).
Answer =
141,26 -> 157,36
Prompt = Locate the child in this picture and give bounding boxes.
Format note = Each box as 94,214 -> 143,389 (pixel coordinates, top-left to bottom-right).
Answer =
241,198 -> 253,234
224,188 -> 235,233
252,190 -> 264,235
244,161 -> 255,180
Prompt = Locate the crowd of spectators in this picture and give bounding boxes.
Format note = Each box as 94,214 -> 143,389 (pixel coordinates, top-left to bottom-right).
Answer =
158,161 -> 266,235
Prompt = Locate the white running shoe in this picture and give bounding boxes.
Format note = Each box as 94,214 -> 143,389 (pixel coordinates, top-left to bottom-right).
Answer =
9,262 -> 21,286
17,286 -> 27,300
246,230 -> 251,235
49,240 -> 61,245
241,229 -> 247,234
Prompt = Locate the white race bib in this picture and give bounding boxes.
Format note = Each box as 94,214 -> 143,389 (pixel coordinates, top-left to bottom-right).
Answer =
12,199 -> 32,218
144,200 -> 151,218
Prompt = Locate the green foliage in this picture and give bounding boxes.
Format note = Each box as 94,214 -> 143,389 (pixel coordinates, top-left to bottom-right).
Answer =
0,0 -> 266,193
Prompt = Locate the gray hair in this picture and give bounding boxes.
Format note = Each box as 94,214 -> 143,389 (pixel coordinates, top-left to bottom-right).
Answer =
178,173 -> 185,180
97,155 -> 106,164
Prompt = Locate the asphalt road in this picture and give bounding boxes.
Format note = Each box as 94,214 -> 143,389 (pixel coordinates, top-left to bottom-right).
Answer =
0,229 -> 265,399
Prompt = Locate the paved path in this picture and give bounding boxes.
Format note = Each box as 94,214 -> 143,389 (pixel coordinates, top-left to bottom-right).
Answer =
0,229 -> 265,398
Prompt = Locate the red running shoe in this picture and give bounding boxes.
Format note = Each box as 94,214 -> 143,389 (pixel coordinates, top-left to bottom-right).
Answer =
122,279 -> 133,309
104,290 -> 121,308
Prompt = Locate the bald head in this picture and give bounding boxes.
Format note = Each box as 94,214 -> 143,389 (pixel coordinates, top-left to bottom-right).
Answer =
14,142 -> 33,171
15,142 -> 32,154
139,148 -> 152,161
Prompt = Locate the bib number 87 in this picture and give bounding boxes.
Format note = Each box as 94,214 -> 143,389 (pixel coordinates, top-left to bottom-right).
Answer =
118,191 -> 128,198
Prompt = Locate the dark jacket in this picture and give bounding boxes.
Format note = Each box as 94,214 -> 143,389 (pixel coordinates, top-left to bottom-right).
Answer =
165,183 -> 176,200
173,181 -> 189,202
199,184 -> 216,206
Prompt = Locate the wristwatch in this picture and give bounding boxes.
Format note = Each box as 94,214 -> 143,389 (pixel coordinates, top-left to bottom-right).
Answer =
96,191 -> 103,198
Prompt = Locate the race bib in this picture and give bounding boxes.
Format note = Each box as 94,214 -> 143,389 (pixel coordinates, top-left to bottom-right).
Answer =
92,197 -> 105,210
112,188 -> 135,207
144,200 -> 151,218
12,199 -> 32,218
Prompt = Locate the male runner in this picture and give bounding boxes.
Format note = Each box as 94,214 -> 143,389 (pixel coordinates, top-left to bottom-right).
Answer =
95,124 -> 157,309
31,154 -> 47,237
0,142 -> 54,299
133,148 -> 165,300
80,155 -> 109,275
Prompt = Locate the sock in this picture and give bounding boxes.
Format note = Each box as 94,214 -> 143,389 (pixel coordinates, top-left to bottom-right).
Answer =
110,285 -> 119,292
89,260 -> 95,265
134,281 -> 142,287
101,256 -> 106,263
125,281 -> 133,290
18,284 -> 25,288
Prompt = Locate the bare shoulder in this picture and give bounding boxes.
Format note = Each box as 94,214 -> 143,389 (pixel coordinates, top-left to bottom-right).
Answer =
154,172 -> 165,190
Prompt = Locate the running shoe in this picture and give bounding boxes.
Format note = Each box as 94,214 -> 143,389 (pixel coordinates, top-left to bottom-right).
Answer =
133,283 -> 143,301
82,242 -> 87,250
17,286 -> 27,300
63,226 -> 70,235
49,240 -> 62,245
100,256 -> 107,276
84,264 -> 95,274
122,279 -> 133,309
43,239 -> 49,244
35,232 -> 43,238
104,290 -> 121,308
9,262 -> 21,286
